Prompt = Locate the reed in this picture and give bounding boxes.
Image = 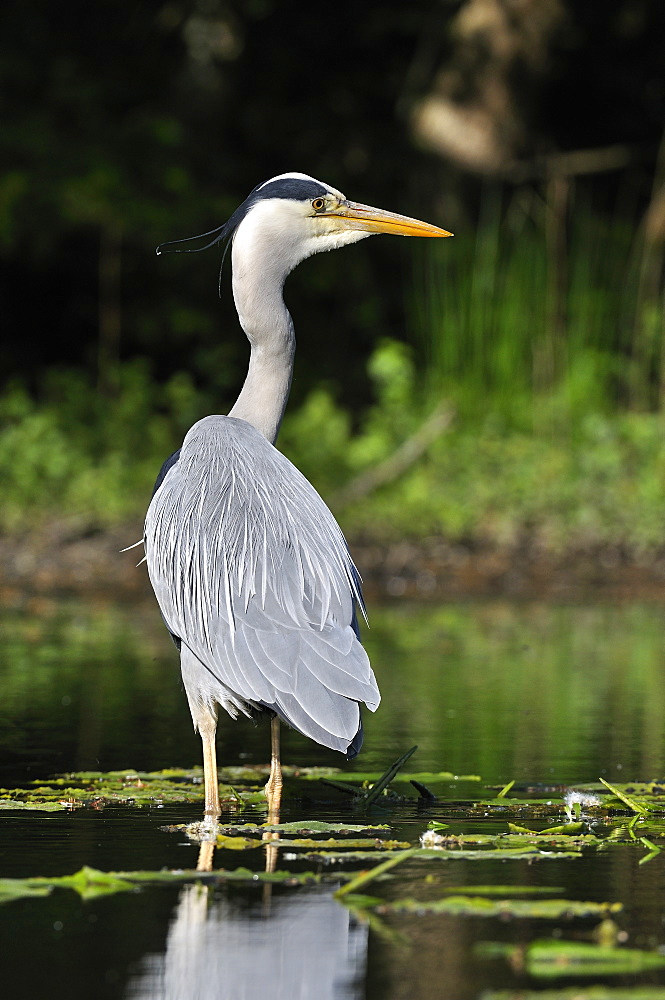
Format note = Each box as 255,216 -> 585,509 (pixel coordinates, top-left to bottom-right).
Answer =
412,191 -> 655,431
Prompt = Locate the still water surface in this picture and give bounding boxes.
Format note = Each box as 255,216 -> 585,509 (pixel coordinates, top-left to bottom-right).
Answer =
2,595 -> 665,998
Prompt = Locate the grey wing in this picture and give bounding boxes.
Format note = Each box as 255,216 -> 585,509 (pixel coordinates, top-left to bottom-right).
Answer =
144,415 -> 380,755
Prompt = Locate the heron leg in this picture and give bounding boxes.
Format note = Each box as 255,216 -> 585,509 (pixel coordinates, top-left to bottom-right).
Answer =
265,715 -> 282,825
197,706 -> 221,820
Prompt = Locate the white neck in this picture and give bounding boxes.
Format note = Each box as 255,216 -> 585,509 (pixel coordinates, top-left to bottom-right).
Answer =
227,212 -> 298,444
226,195 -> 372,443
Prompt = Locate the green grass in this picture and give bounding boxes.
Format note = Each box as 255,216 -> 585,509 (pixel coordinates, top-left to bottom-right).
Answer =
412,196 -> 658,427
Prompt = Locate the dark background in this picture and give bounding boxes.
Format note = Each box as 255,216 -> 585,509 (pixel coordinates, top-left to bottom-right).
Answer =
2,0 -> 664,415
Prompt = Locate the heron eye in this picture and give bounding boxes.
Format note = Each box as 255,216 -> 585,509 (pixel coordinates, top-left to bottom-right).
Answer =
312,198 -> 326,212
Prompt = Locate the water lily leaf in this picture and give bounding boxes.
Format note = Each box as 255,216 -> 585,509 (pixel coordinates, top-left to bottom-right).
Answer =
501,833 -> 600,849
0,866 -> 138,902
52,866 -> 137,899
296,850 -> 406,862
0,879 -> 53,902
0,773 -> 251,810
483,989 -> 665,999
431,800 -> 575,820
417,847 -> 582,861
479,939 -> 665,978
374,896 -> 622,919
214,834 -> 263,850
336,893 -> 384,910
261,821 -> 391,834
0,864 -> 354,904
212,835 -> 409,852
443,885 -> 565,896
322,771 -> 481,784
0,797 -> 72,812
278,838 -> 410,850
422,833 -> 498,847
540,822 -> 586,835
508,822 -> 586,836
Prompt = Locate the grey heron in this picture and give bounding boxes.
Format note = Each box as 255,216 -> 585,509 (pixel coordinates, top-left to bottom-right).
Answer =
145,172 -> 451,821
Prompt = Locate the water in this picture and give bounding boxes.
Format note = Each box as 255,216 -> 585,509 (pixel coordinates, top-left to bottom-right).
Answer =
2,594 -> 665,998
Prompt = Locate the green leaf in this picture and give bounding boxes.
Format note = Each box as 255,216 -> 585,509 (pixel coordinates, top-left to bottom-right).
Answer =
599,777 -> 649,815
376,896 -> 622,919
361,746 -> 419,806
335,848 -> 419,898
479,938 -> 665,978
0,879 -> 52,902
482,988 -> 665,998
443,885 -> 565,896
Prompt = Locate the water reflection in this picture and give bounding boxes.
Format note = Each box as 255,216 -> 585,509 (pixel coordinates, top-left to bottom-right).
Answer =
3,595 -> 665,786
4,594 -> 665,1000
126,883 -> 367,1000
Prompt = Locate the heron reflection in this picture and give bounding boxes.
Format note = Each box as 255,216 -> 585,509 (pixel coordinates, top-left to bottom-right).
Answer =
127,881 -> 367,1000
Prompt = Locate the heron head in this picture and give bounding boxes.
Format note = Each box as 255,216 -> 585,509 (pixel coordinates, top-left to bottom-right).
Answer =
230,173 -> 452,273
156,172 -> 451,279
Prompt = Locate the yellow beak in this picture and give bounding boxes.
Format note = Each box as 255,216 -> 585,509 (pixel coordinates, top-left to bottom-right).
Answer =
324,201 -> 452,238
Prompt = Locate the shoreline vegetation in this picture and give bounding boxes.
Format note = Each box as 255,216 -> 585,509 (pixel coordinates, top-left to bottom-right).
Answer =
3,205 -> 665,603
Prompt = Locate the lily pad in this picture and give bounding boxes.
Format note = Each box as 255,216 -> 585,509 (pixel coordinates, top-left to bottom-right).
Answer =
0,771 -> 253,811
0,864 -> 354,904
0,879 -> 52,902
483,989 -> 665,999
478,939 -> 665,978
260,821 -> 391,834
443,885 -> 566,896
374,896 -> 622,918
271,838 -> 410,850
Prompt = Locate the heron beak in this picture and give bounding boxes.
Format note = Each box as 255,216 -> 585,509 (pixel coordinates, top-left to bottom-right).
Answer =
325,201 -> 453,238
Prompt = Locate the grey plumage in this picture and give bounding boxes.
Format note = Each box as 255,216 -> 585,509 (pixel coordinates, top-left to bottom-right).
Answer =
146,414 -> 378,754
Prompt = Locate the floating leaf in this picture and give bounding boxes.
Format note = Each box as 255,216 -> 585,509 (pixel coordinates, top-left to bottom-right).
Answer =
501,833 -> 600,849
164,821 -> 391,836
478,939 -> 665,978
0,864 -> 356,904
0,771 -> 253,811
214,834 -> 263,850
374,896 -> 621,919
540,822 -> 585,835
337,893 -> 384,910
443,885 -> 565,896
0,879 -> 52,902
0,798 -> 73,812
261,821 -> 391,834
277,838 -> 410,850
483,988 -> 665,999
417,847 -> 582,861
51,867 -> 138,900
323,771 -> 481,784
